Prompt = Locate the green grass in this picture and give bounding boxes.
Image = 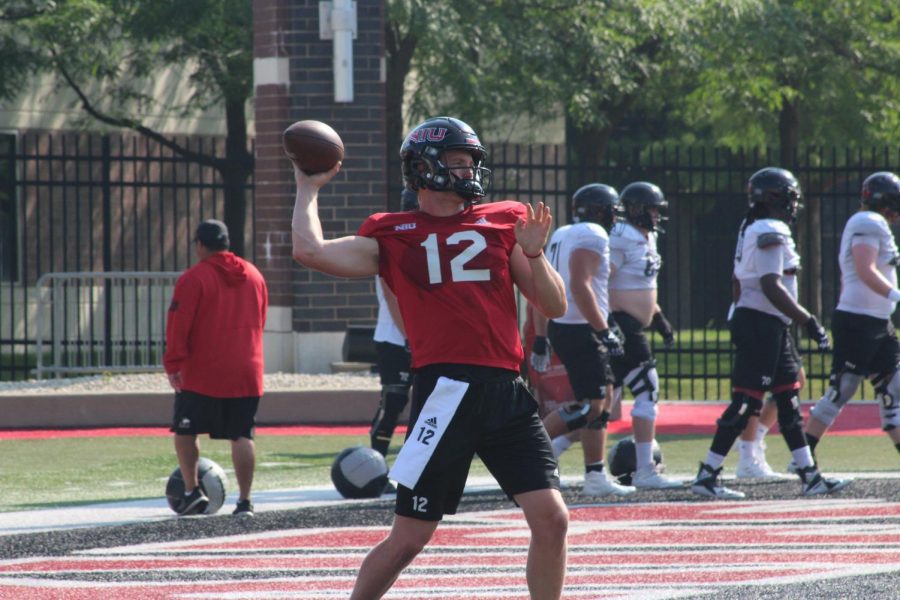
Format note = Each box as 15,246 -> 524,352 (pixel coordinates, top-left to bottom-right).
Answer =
1,432 -> 896,513
648,328 -> 879,400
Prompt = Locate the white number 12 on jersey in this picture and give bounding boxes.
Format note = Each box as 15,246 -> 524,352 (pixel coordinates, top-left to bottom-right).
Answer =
420,231 -> 490,284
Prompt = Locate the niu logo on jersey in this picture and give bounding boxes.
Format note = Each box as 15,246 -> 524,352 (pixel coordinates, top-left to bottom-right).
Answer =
408,127 -> 447,143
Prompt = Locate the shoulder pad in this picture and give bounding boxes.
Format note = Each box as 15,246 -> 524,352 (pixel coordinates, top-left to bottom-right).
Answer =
757,232 -> 787,248
849,211 -> 889,237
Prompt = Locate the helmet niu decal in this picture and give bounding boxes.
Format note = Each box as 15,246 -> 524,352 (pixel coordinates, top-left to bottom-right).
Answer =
408,128 -> 448,143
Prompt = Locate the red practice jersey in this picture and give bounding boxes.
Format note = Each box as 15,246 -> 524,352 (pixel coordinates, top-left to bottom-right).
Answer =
358,200 -> 526,372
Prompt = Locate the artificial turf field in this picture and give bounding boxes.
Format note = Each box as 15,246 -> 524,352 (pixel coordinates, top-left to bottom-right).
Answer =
0,401 -> 897,598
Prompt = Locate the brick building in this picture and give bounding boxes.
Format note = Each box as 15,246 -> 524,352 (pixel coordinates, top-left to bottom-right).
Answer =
253,0 -> 387,373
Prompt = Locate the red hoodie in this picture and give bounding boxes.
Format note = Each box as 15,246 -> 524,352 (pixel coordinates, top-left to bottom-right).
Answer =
164,252 -> 268,397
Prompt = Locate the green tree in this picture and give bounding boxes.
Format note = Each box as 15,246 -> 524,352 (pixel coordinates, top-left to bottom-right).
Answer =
681,0 -> 900,315
27,0 -> 254,256
385,1 -> 708,167
683,0 -> 900,157
0,1 -> 55,102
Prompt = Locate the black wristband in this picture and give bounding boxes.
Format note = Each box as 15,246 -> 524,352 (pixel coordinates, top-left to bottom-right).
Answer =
532,335 -> 548,354
651,312 -> 673,337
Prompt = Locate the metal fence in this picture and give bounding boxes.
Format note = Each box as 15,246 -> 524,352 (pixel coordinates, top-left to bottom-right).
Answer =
483,144 -> 900,400
2,132 -> 897,398
34,271 -> 181,378
0,131 -> 254,380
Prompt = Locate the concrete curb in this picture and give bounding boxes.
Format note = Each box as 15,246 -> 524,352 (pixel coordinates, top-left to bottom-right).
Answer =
0,390 -> 384,428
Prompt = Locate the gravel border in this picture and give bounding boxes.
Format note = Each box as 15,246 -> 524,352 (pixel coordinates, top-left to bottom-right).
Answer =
0,372 -> 381,395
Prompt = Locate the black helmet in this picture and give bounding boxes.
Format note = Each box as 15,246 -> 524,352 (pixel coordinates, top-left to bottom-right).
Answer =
400,188 -> 419,211
607,437 -> 662,486
861,171 -> 900,213
747,167 -> 802,223
572,183 -> 620,230
400,116 -> 491,201
620,181 -> 668,233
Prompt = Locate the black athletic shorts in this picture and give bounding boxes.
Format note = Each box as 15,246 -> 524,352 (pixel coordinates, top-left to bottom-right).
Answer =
609,311 -> 653,386
730,307 -> 801,392
395,364 -> 559,521
547,321 -> 612,400
830,309 -> 900,377
375,340 -> 412,388
170,390 -> 259,440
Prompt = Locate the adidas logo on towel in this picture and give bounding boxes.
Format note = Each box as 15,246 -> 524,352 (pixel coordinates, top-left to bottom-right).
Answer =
425,417 -> 438,428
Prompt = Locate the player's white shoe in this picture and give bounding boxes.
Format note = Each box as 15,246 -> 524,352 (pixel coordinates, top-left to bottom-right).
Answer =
582,471 -> 636,497
632,465 -> 683,489
735,456 -> 791,480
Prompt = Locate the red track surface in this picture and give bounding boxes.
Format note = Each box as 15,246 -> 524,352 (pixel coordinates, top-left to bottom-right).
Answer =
0,401 -> 881,440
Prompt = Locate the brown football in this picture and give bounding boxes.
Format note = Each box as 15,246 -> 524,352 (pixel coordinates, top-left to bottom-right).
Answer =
282,120 -> 344,174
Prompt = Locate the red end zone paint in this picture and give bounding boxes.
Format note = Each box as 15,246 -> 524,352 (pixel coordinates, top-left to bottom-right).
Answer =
1,500 -> 898,599
0,401 -> 882,439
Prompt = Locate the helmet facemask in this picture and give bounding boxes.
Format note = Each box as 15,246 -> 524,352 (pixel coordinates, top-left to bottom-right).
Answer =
620,182 -> 668,234
400,117 -> 492,202
626,203 -> 668,233
572,183 -> 621,230
747,168 -> 803,225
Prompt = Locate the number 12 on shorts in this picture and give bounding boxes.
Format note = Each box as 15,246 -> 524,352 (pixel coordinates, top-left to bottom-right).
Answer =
412,496 -> 428,513
416,426 -> 434,445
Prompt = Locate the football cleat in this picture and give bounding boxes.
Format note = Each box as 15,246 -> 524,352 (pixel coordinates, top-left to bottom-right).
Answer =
691,462 -> 746,499
797,466 -> 853,496
633,465 -> 683,489
582,470 -> 636,497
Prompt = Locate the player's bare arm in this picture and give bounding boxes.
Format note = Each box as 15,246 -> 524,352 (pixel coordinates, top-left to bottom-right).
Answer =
759,273 -> 810,324
290,161 -> 379,277
512,202 -> 566,319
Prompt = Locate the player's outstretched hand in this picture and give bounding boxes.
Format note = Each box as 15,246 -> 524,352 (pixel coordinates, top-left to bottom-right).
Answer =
515,202 -> 552,258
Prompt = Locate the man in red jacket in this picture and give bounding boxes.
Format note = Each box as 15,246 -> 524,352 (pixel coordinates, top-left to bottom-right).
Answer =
164,219 -> 268,517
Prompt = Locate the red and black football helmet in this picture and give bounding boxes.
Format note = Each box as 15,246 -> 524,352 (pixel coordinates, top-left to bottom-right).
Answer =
572,183 -> 621,231
747,167 -> 802,224
861,171 -> 900,214
400,117 -> 491,201
620,181 -> 668,233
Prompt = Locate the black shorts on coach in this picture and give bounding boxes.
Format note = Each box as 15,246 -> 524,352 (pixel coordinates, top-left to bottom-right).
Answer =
170,389 -> 259,440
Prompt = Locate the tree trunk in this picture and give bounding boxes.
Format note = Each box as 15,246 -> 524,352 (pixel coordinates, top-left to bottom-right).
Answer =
565,116 -> 612,169
780,97 -> 822,318
385,24 -> 417,210
220,97 -> 253,257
